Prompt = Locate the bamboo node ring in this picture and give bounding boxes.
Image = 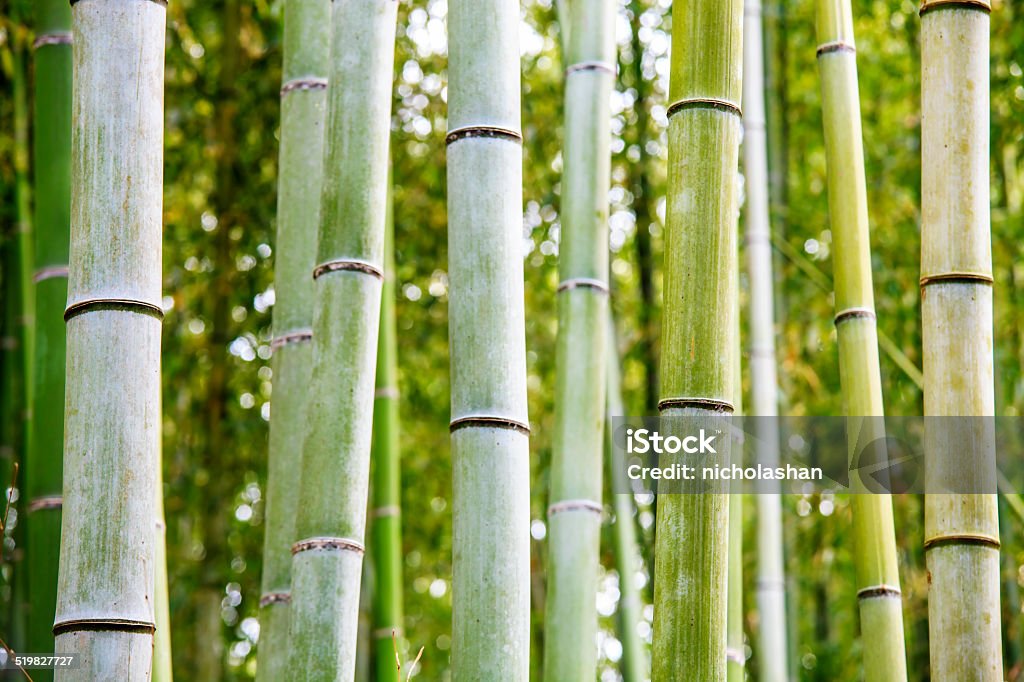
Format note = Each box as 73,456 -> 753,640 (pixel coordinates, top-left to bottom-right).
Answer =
666,98 -> 742,119
565,60 -> 615,76
34,265 -> 70,283
270,328 -> 313,350
658,397 -> 735,413
557,277 -> 610,294
726,647 -> 746,665
64,298 -> 165,322
312,259 -> 384,281
755,577 -> 785,590
259,592 -> 291,607
33,33 -> 73,49
816,41 -> 856,57
374,627 -> 403,639
280,77 -> 328,96
449,415 -> 531,436
833,307 -> 876,325
856,584 -> 902,599
372,505 -> 401,519
919,0 -> 991,15
374,386 -> 399,399
28,495 -> 63,512
291,536 -> 366,555
547,499 -> 603,517
924,533 -> 1000,550
52,618 -> 156,637
445,126 -> 523,146
919,272 -> 994,288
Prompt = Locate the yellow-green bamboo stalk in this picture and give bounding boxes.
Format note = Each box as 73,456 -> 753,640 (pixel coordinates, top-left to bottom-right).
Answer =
153,445 -> 172,682
815,2 -> 908,679
742,0 -> 790,676
544,0 -> 615,678
727,297 -> 744,682
447,0 -> 531,677
920,1 -> 1002,678
25,0 -> 72,669
653,2 -> 742,680
286,1 -> 397,678
256,0 -> 329,679
54,0 -> 166,678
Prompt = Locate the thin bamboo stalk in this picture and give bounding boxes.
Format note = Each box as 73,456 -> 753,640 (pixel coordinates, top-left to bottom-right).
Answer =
605,316 -> 647,682
814,2 -> 908,679
152,445 -> 172,682
447,0 -> 531,677
652,2 -> 742,680
727,298 -> 744,682
255,1 -> 329,679
53,0 -> 166,678
25,0 -> 72,668
286,1 -> 397,677
742,0 -> 789,678
370,180 -> 404,682
544,0 -> 615,678
920,1 -> 1002,678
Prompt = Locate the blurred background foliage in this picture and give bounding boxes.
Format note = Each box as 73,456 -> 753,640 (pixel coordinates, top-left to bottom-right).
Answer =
1,0 -> 1024,680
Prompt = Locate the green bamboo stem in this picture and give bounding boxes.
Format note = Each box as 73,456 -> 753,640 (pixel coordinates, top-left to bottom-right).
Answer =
286,1 -> 397,677
653,2 -> 742,680
447,0 -> 531,677
544,0 -> 614,678
727,299 -> 744,682
255,1 -> 329,679
605,317 -> 647,682
815,2 -> 908,679
920,1 -> 1002,679
370,181 -> 404,682
742,0 -> 789,678
25,0 -> 72,668
153,446 -> 173,682
53,1 -> 166,677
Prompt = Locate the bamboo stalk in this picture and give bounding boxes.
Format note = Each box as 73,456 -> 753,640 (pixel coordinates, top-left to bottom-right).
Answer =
605,316 -> 647,682
742,0 -> 790,678
25,0 -> 72,669
255,1 -> 329,679
370,180 -> 404,682
53,0 -> 166,678
652,2 -> 742,679
286,1 -> 397,677
920,1 -> 1002,679
152,445 -> 173,682
727,295 -> 744,682
544,0 -> 615,678
814,2 -> 908,679
447,0 -> 531,677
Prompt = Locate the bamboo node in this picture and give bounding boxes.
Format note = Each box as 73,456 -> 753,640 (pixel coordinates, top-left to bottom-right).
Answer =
64,298 -> 165,322
33,33 -> 73,50
270,328 -> 313,350
658,397 -> 735,413
259,592 -> 292,607
33,265 -> 69,283
919,272 -> 994,288
726,647 -> 746,665
923,533 -> 1000,550
291,536 -> 366,555
833,307 -> 876,325
27,495 -> 63,513
374,386 -> 399,399
52,618 -> 156,637
445,126 -> 523,146
374,627 -> 403,639
919,0 -> 991,15
565,60 -> 615,76
280,77 -> 328,97
856,584 -> 902,600
449,415 -> 531,436
755,577 -> 785,590
666,98 -> 742,120
816,41 -> 856,57
557,277 -> 609,294
372,505 -> 401,518
312,259 -> 384,281
547,499 -> 603,517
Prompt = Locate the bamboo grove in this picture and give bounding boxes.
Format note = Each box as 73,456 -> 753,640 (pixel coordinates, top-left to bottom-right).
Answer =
0,0 -> 1022,680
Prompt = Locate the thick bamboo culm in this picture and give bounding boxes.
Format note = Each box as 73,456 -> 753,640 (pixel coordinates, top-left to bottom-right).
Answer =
741,0 -> 789,678
370,185 -> 404,682
53,1 -> 166,678
920,1 -> 1002,679
255,0 -> 329,679
25,0 -> 72,668
815,1 -> 908,679
286,1 -> 397,678
652,2 -> 742,680
446,0 -> 531,678
544,0 -> 615,678
605,316 -> 647,682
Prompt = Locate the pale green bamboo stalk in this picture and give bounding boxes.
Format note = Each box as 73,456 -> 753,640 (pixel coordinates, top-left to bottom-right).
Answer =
153,445 -> 172,682
544,0 -> 615,678
25,0 -> 72,669
727,303 -> 744,682
286,2 -> 397,678
370,181 -> 403,682
447,1 -> 531,678
653,2 -> 742,680
53,1 -> 166,678
256,1 -> 329,679
742,0 -> 789,679
605,316 -> 647,682
920,1 -> 1002,679
814,2 -> 908,679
